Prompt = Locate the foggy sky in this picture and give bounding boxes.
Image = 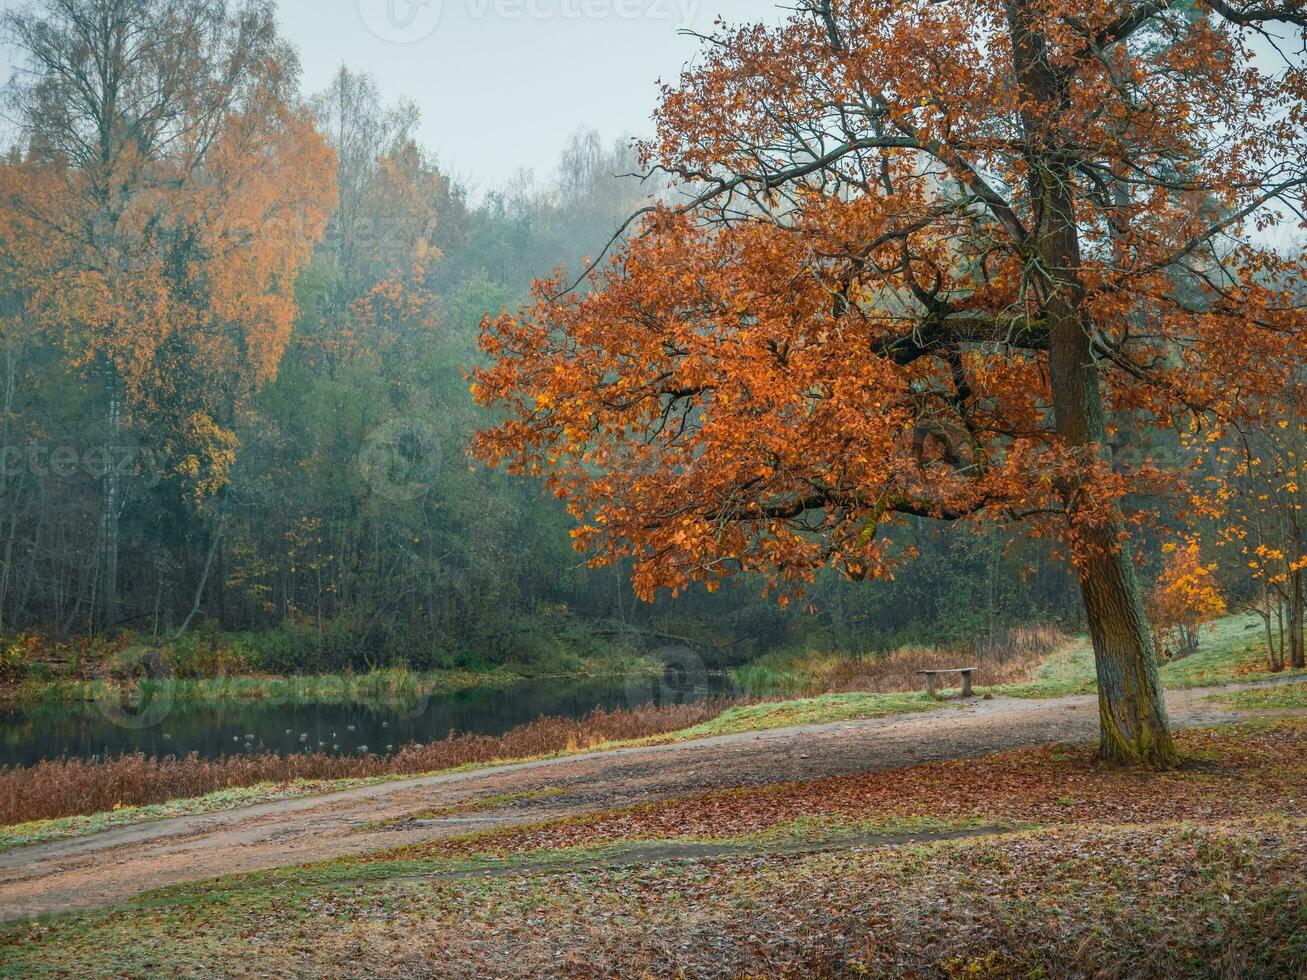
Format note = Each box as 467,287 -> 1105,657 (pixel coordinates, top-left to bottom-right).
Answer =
283,0 -> 787,191
0,0 -> 782,189
0,1 -> 1299,251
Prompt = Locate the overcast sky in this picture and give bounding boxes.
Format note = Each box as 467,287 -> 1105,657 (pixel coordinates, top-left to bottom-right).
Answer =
281,0 -> 784,191
0,0 -> 784,189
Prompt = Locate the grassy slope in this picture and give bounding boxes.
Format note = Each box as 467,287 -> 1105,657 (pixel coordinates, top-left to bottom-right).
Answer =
3,722 -> 1303,977
646,690 -> 949,739
0,778 -> 396,851
730,612 -> 1304,703
1001,611 -> 1305,698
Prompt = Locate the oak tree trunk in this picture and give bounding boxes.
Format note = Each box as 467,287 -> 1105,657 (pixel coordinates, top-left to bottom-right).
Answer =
1047,288 -> 1177,765
1009,0 -> 1178,766
1077,525 -> 1177,765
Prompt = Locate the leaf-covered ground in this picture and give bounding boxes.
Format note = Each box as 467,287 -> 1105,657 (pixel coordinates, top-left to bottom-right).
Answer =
9,820 -> 1303,978
411,722 -> 1306,859
3,721 -> 1303,978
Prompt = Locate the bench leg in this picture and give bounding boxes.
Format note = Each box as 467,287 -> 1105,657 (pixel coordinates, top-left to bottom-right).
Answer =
925,674 -> 936,699
962,672 -> 974,698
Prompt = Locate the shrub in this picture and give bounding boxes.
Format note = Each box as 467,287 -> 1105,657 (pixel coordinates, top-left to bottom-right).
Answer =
1149,540 -> 1227,659
0,646 -> 27,684
0,633 -> 42,684
163,629 -> 256,679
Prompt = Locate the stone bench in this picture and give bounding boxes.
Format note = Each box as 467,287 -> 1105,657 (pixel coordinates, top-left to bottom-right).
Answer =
918,668 -> 977,698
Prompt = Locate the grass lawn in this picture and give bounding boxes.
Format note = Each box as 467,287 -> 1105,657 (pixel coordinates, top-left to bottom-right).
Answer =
4,721 -> 1303,978
645,690 -> 949,739
1000,611 -> 1306,699
1215,680 -> 1307,711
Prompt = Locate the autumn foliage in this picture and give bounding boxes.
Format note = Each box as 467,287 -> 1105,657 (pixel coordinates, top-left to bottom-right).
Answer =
1148,539 -> 1226,659
474,0 -> 1307,765
476,1 -> 1304,596
1215,399 -> 1307,670
0,1 -> 337,495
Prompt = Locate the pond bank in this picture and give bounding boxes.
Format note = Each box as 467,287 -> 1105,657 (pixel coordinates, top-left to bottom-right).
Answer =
0,669 -> 724,769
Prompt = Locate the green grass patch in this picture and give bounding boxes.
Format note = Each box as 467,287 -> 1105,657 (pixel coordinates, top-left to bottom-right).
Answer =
1000,613 -> 1305,699
1214,681 -> 1307,711
732,650 -> 863,698
996,635 -> 1100,698
1158,615 -> 1306,688
663,691 -> 949,739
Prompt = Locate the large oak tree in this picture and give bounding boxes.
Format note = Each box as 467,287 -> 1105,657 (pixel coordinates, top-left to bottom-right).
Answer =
474,0 -> 1307,765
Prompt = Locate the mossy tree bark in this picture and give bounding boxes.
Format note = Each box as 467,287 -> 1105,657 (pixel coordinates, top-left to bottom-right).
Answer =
1008,0 -> 1178,767
1078,531 -> 1178,766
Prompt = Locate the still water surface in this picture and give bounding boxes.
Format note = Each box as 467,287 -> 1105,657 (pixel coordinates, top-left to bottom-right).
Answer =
0,672 -> 735,767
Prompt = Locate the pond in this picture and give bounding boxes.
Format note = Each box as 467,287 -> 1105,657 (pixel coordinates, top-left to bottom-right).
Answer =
0,670 -> 737,768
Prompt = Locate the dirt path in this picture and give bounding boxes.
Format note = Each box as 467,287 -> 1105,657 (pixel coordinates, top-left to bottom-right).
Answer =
0,680 -> 1299,922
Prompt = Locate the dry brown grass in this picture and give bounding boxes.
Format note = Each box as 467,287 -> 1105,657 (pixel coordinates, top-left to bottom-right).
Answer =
0,700 -> 725,825
850,623 -> 1069,691
738,624 -> 1070,697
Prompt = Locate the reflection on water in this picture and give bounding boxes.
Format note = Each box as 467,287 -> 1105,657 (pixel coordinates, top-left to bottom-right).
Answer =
0,672 -> 735,767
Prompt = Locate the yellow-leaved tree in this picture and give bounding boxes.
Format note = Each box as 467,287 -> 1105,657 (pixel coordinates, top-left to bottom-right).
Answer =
1148,539 -> 1227,660
0,0 -> 337,625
